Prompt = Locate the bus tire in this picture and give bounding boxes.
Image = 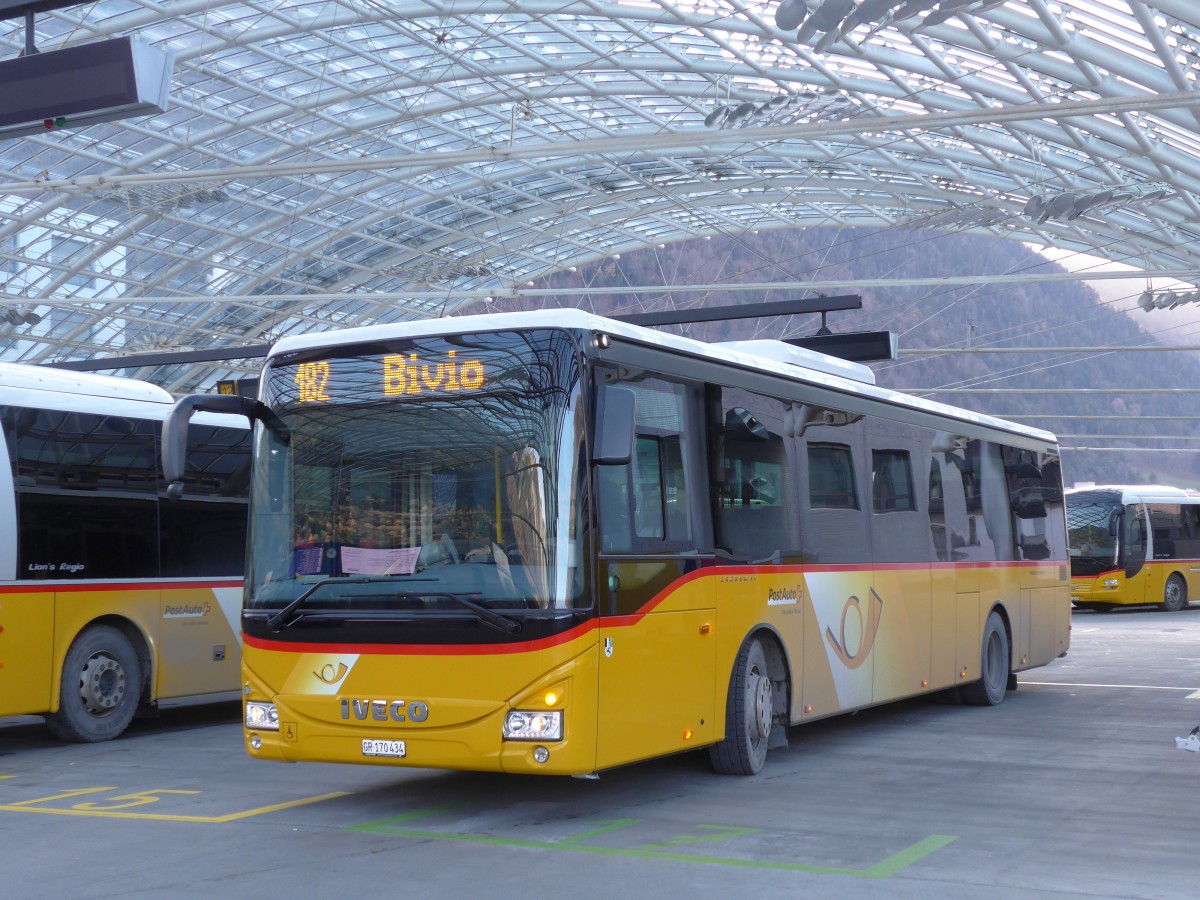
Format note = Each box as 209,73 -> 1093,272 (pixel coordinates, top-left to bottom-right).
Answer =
1162,574 -> 1187,612
45,625 -> 142,743
959,611 -> 1009,707
709,637 -> 773,776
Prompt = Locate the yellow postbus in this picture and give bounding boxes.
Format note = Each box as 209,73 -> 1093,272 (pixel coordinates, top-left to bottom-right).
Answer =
1067,484 -> 1200,612
0,362 -> 249,741
165,310 -> 1070,775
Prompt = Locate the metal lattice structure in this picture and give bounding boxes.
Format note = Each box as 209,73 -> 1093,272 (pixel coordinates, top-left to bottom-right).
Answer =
2,0 -> 1199,391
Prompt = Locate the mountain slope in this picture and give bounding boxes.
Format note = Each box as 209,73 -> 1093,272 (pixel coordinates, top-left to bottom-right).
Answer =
464,227 -> 1200,486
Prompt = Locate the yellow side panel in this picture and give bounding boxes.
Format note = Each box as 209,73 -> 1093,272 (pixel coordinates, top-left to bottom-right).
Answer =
1013,590 -> 1032,668
956,592 -> 980,683
596,607 -> 716,770
0,590 -> 54,716
156,585 -> 242,698
871,566 -> 932,705
1026,586 -> 1065,668
802,569 -> 876,717
1128,564 -> 1152,605
930,567 -> 957,690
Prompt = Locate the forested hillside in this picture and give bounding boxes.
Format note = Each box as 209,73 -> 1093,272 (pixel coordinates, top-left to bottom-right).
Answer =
462,227 -> 1200,488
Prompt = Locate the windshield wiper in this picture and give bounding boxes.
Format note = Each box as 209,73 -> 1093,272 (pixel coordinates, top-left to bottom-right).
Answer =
430,593 -> 522,634
264,583 -> 522,635
266,577 -> 374,630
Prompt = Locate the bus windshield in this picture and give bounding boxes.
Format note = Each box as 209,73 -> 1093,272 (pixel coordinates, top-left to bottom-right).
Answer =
247,329 -> 586,621
1066,491 -> 1120,575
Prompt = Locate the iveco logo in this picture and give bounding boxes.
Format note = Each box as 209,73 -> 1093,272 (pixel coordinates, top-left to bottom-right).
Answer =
339,699 -> 430,723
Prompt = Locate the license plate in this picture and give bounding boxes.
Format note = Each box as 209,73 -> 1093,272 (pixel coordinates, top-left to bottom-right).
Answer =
362,739 -> 406,758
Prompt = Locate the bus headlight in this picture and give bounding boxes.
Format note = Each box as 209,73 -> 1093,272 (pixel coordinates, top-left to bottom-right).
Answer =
1103,579 -> 1119,590
246,701 -> 279,731
503,710 -> 563,741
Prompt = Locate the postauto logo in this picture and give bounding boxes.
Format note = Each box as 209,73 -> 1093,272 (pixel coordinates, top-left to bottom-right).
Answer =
163,601 -> 211,619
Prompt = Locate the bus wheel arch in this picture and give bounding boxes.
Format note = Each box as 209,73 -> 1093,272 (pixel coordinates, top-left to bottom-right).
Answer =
709,629 -> 791,776
45,619 -> 150,743
1162,573 -> 1187,612
959,607 -> 1011,707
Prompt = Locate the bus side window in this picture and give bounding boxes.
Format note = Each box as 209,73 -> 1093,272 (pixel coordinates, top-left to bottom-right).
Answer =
716,396 -> 790,563
597,464 -> 632,552
597,377 -> 694,553
633,436 -> 665,539
808,443 -> 857,509
872,449 -> 915,512
1149,503 -> 1182,560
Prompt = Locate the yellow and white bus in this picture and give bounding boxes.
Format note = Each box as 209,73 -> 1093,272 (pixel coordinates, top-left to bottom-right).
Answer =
165,310 -> 1070,776
1067,484 -> 1200,612
0,362 -> 249,741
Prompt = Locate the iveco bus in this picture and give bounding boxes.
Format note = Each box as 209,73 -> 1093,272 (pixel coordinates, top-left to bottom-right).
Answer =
164,310 -> 1070,775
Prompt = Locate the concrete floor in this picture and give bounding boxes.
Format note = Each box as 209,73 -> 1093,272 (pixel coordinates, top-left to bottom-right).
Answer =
3,605 -> 1199,900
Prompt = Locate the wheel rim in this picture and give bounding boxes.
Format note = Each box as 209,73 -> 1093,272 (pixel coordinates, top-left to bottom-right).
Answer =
1165,578 -> 1183,609
750,670 -> 772,741
78,652 -> 126,716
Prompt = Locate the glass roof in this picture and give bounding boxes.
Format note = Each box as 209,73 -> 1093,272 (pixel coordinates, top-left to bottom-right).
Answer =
1,0 -> 1198,391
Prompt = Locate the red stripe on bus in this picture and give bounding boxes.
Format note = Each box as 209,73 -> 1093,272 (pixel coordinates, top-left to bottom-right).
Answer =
245,619 -> 599,656
0,580 -> 243,593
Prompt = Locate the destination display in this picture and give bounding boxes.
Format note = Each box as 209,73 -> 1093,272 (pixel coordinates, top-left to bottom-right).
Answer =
290,351 -> 488,404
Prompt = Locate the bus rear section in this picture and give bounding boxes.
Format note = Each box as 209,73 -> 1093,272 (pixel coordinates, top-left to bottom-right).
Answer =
1067,485 -> 1200,612
165,311 -> 1068,776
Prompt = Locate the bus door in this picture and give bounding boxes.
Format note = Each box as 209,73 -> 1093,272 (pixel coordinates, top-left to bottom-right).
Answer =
593,387 -> 716,770
1123,503 -> 1148,603
596,556 -> 715,769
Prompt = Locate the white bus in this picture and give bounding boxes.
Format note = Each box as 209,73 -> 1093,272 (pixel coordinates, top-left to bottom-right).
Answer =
0,362 -> 249,741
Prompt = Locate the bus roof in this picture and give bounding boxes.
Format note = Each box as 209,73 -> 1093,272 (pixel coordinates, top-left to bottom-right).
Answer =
0,360 -> 175,404
0,361 -> 249,433
267,309 -> 1057,446
1066,485 -> 1200,504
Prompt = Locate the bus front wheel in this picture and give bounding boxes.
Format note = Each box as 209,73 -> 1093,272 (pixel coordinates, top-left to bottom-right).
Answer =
709,637 -> 773,776
959,611 -> 1009,707
1162,574 -> 1187,612
45,625 -> 142,743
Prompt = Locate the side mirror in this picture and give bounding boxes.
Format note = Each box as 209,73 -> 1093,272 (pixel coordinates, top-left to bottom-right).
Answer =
723,407 -> 769,442
593,385 -> 636,465
1108,509 -> 1122,536
163,393 -> 286,497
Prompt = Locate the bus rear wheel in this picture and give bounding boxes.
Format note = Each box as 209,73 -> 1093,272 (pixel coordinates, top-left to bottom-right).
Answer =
959,611 -> 1009,707
709,637 -> 773,776
1162,574 -> 1187,612
45,625 -> 142,743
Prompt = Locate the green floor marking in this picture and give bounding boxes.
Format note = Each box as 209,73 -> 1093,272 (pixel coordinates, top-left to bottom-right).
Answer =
349,808 -> 956,878
555,818 -> 639,845
643,824 -> 760,849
